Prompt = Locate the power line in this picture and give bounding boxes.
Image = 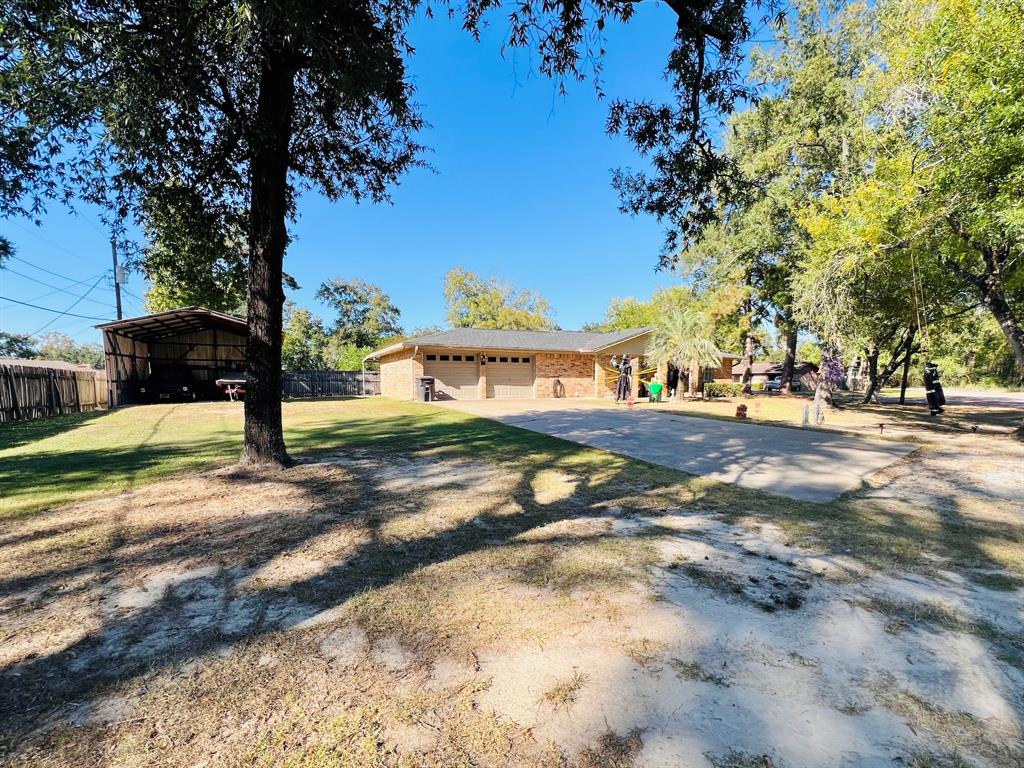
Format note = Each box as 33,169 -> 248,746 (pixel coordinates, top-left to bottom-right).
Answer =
7,254 -> 115,290
31,274 -> 109,335
6,219 -> 106,268
1,265 -> 113,308
0,294 -> 112,322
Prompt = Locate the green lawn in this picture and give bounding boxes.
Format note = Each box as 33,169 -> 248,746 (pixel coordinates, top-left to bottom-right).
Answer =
3,397 -> 1022,579
0,398 -> 761,519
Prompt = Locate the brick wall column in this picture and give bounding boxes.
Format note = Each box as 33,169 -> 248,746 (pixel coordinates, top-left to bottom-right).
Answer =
478,354 -> 487,399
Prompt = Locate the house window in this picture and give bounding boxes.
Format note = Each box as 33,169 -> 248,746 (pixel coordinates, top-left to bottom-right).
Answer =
440,354 -> 450,361
522,357 -> 530,363
426,354 -> 437,361
499,356 -> 508,363
511,357 -> 519,363
488,356 -> 496,363
452,355 -> 462,361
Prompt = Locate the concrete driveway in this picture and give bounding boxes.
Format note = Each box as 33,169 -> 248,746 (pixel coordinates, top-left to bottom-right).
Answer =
436,399 -> 918,502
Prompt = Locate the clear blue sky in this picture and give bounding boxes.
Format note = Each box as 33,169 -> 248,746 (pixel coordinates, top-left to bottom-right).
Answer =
1,4 -> 693,344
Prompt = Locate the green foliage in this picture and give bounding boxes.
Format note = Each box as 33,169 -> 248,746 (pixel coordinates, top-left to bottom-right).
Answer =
281,303 -> 381,371
646,308 -> 723,372
281,306 -> 330,371
797,0 -> 1024,379
443,267 -> 555,331
677,0 -> 876,368
140,185 -> 248,315
324,339 -> 376,371
586,286 -> 696,331
0,332 -> 38,358
703,382 -> 743,398
797,341 -> 822,367
316,278 -> 402,348
34,332 -> 104,369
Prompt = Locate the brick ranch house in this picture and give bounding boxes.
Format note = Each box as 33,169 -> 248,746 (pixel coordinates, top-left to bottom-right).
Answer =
365,327 -> 736,401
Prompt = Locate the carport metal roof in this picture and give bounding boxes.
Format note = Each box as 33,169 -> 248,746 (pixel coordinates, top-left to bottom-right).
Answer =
97,307 -> 247,342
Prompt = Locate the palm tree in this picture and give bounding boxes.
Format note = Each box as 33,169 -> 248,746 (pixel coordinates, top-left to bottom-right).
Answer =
646,308 -> 723,397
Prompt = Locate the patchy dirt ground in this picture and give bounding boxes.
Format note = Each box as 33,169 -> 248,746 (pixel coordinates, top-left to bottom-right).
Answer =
0,434 -> 1021,767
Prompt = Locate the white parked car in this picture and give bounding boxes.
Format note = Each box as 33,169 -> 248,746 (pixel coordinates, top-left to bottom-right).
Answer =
764,376 -> 802,392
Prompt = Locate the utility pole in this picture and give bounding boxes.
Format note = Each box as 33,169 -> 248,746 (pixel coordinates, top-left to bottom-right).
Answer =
110,236 -> 123,320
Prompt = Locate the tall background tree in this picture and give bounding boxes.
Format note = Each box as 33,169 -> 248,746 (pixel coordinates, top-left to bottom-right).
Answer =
443,267 -> 555,330
316,278 -> 403,347
802,0 -> 1024,385
140,186 -> 249,314
0,332 -> 37,358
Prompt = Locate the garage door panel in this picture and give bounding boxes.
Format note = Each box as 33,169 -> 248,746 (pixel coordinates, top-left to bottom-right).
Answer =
424,358 -> 479,400
486,356 -> 534,399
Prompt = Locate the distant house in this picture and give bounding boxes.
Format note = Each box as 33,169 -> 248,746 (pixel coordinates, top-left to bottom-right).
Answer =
365,327 -> 737,401
732,361 -> 820,388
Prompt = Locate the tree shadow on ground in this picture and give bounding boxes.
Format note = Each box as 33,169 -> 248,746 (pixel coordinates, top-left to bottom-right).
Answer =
0,410 -> 1021,763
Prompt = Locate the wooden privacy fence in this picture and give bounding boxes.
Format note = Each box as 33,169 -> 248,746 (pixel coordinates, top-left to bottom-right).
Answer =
0,361 -> 108,423
282,370 -> 380,398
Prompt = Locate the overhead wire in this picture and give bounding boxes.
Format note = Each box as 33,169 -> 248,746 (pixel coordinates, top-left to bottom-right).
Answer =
6,254 -> 115,289
0,293 -> 112,322
30,273 -> 110,335
5,219 -> 107,268
1,265 -> 114,308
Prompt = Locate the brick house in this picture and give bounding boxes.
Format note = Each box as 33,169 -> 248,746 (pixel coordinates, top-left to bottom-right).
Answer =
365,327 -> 736,401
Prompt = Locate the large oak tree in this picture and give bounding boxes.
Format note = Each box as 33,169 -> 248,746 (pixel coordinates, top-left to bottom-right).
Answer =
1,0 -> 767,464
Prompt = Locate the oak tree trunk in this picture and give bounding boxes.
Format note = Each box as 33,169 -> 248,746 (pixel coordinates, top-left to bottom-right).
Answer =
861,344 -> 881,404
241,47 -> 296,467
898,326 -> 917,405
863,328 -> 916,406
780,325 -> 798,395
740,333 -> 754,395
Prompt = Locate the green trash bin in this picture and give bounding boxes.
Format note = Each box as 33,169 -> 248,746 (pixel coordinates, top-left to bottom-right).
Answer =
649,381 -> 664,403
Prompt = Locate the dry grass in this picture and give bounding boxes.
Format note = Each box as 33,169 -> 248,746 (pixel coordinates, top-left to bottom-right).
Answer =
0,433 -> 663,767
641,389 -> 1023,439
860,596 -> 1024,671
540,671 -> 590,711
708,750 -> 779,768
576,729 -> 644,768
621,638 -> 668,667
872,678 -> 1024,766
669,658 -> 729,686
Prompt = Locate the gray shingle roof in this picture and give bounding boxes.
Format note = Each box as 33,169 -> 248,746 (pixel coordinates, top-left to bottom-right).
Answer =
366,327 -> 650,359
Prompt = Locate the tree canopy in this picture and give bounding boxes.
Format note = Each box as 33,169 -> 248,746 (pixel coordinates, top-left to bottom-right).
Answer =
443,267 -> 555,331
316,278 -> 402,348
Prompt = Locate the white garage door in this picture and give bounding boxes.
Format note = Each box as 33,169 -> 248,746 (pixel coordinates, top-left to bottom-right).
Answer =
486,354 -> 534,399
423,353 -> 479,400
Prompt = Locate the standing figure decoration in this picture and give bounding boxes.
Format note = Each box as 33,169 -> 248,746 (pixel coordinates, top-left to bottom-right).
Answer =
923,361 -> 946,416
614,355 -> 633,403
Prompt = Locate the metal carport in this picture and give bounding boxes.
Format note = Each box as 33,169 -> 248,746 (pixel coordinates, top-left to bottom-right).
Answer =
97,307 -> 247,407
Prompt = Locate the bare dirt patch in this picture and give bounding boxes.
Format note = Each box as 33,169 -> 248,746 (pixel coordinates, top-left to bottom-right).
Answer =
1,436 -> 1022,767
